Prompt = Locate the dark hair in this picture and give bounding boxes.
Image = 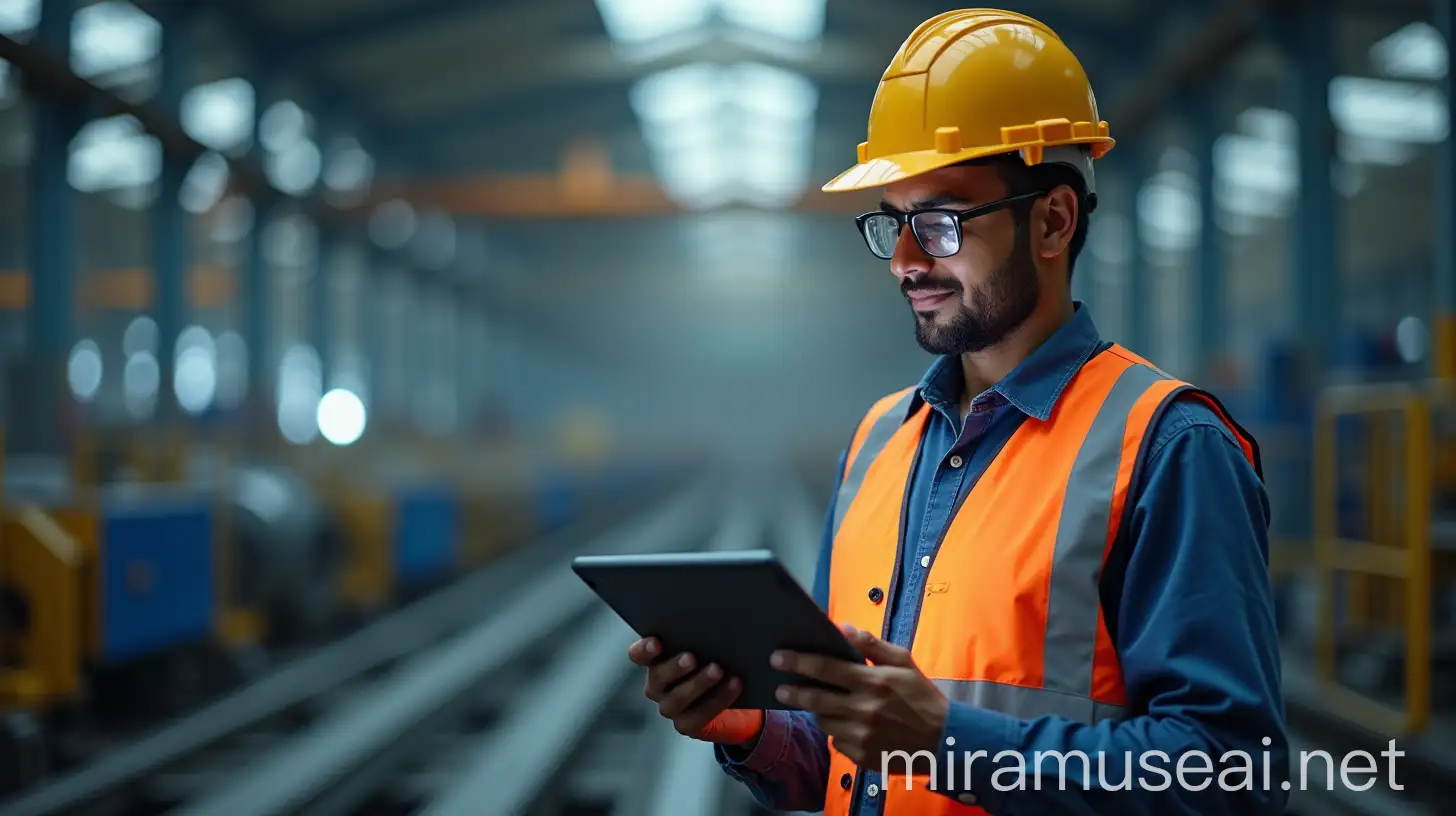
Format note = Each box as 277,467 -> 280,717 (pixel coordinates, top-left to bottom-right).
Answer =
958,153 -> 1094,281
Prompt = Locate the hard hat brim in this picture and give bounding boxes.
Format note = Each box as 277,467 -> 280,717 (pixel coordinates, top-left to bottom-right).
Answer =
821,138 -> 1114,194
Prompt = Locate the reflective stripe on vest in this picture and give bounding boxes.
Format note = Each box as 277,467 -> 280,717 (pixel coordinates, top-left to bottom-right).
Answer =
820,345 -> 1260,816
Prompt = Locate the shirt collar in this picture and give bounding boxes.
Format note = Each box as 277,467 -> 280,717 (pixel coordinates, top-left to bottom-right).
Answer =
909,301 -> 1106,423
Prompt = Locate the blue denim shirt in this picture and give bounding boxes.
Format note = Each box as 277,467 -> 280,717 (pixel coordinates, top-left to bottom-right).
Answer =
716,304 -> 1288,815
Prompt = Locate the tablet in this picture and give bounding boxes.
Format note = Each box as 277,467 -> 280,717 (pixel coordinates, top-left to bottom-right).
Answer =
572,549 -> 865,710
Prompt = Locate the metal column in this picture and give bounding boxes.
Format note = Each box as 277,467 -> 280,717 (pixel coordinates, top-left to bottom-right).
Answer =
152,5 -> 189,422
1436,0 -> 1456,380
1194,87 -> 1224,382
22,0 -> 78,453
1125,145 -> 1150,354
1289,9 -> 1337,379
313,228 -> 336,391
245,70 -> 277,432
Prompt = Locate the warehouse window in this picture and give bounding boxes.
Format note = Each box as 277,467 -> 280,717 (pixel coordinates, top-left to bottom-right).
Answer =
1328,76 -> 1447,147
67,338 -> 103,402
181,78 -> 254,154
1212,107 -> 1297,233
173,325 -> 217,415
67,114 -> 161,192
323,135 -> 374,206
1370,21 -> 1446,81
71,1 -> 159,80
260,99 -> 321,196
0,0 -> 37,34
180,152 -> 230,215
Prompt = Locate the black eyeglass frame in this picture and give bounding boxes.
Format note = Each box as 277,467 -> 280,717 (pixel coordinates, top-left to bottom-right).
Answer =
853,188 -> 1053,260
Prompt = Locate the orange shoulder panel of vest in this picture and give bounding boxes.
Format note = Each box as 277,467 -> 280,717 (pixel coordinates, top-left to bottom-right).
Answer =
844,386 -> 917,477
1104,344 -> 1261,477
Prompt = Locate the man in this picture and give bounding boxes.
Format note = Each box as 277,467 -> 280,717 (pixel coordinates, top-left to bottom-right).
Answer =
627,9 -> 1287,814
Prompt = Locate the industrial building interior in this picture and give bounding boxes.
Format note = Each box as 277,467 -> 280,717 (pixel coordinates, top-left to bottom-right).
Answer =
0,0 -> 1453,813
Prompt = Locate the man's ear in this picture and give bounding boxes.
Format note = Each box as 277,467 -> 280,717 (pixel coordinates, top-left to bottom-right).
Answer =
1036,186 -> 1079,260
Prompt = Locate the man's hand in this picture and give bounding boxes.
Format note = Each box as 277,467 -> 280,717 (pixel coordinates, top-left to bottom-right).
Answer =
772,624 -> 948,767
628,637 -> 764,748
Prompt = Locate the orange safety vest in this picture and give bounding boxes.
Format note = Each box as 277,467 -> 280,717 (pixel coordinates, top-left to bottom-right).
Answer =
822,344 -> 1260,815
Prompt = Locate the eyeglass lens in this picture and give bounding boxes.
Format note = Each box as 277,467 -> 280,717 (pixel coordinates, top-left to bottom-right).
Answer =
861,212 -> 960,259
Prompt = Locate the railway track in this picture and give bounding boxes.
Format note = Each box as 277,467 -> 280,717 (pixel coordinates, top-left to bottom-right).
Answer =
0,477 -> 720,816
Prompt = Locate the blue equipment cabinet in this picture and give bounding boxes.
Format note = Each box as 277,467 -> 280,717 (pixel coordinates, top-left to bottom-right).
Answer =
393,485 -> 458,588
97,493 -> 215,663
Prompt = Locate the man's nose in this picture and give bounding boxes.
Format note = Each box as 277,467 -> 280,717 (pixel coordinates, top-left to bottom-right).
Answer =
889,226 -> 931,281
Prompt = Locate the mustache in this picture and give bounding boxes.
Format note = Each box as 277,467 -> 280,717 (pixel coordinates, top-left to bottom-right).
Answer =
901,277 -> 962,296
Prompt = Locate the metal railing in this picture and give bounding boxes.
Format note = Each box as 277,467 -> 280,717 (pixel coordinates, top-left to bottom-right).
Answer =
1312,380 -> 1444,737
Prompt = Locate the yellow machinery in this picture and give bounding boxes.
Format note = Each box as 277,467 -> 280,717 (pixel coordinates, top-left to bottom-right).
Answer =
0,505 -> 83,710
1312,378 -> 1456,736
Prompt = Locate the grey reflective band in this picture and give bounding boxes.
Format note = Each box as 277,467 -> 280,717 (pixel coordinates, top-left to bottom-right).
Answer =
934,678 -> 1128,725
1042,362 -> 1167,699
833,389 -> 916,541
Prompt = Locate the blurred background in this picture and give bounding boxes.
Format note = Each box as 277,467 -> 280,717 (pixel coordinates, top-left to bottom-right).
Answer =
0,0 -> 1452,814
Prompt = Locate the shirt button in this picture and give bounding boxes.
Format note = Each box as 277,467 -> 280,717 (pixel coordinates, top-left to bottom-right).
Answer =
840,773 -> 853,789
868,586 -> 884,604
948,455 -> 964,468
959,793 -> 978,805
867,783 -> 881,797
920,555 -> 930,568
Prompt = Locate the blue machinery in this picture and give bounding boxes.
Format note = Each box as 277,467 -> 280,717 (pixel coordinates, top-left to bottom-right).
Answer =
0,431 -> 630,720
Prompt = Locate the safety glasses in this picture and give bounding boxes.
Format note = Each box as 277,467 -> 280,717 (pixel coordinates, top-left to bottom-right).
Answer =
854,189 -> 1051,260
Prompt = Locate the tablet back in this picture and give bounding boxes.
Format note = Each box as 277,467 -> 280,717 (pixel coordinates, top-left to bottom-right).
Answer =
572,549 -> 864,711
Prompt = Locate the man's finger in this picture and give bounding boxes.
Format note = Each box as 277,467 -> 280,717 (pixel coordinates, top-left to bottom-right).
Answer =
772,649 -> 868,690
676,677 -> 744,735
775,683 -> 857,716
659,662 -> 725,718
627,637 -> 661,666
646,652 -> 700,696
843,625 -> 915,668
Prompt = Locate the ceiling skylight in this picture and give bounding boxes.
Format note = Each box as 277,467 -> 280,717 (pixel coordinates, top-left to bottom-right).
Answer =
630,61 -> 818,209
1369,21 -> 1446,81
594,0 -> 825,58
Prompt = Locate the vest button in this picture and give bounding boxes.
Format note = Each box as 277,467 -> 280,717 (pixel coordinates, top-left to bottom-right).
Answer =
840,772 -> 853,789
868,587 -> 884,603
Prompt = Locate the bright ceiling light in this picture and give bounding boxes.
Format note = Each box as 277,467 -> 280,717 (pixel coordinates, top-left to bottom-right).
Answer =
1370,22 -> 1446,80
317,388 -> 367,446
1328,75 -> 1447,144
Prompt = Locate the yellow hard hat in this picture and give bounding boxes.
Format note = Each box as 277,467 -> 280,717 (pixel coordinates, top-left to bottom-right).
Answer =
822,9 -> 1114,194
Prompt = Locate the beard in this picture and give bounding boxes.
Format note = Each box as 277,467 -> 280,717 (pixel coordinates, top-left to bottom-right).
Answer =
905,230 -> 1041,356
